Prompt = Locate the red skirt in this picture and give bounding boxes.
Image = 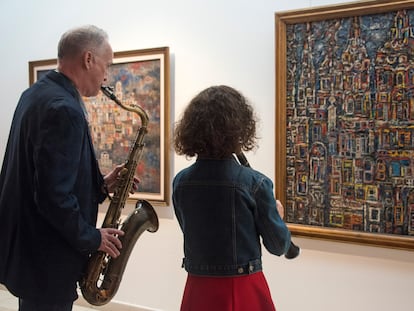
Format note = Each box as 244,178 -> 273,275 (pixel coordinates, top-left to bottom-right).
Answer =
180,272 -> 276,311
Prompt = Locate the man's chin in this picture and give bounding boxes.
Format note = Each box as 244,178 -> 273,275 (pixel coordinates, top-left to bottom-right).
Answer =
85,89 -> 100,98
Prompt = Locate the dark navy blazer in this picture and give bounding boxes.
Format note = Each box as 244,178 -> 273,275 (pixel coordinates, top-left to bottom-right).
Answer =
0,71 -> 107,303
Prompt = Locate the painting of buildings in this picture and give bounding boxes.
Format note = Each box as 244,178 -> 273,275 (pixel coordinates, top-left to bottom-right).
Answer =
284,9 -> 414,237
84,59 -> 162,197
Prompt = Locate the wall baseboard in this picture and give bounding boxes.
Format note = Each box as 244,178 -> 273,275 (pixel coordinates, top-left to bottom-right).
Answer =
75,294 -> 160,311
0,285 -> 159,311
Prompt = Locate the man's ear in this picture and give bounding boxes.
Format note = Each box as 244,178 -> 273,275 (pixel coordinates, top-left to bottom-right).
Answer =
83,51 -> 93,69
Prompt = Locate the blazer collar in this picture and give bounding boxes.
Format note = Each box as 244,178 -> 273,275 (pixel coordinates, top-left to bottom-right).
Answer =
45,70 -> 80,99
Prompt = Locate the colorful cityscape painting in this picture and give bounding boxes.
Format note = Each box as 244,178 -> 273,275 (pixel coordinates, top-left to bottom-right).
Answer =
84,48 -> 169,204
276,2 -> 414,248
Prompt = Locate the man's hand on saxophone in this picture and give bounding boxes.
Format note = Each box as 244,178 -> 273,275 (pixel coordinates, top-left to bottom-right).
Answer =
98,227 -> 125,258
103,163 -> 140,194
97,163 -> 140,259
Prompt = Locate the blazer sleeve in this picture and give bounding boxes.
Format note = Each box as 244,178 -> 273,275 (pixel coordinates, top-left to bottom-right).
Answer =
32,100 -> 101,254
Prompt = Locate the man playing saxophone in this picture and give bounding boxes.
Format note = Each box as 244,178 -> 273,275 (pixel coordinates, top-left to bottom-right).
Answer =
0,25 -> 137,311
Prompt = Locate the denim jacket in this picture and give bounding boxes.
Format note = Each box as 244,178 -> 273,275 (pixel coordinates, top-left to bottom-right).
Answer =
172,157 -> 291,276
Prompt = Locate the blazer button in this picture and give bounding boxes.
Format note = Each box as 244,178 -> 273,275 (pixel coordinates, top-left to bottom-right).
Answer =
249,265 -> 254,272
238,267 -> 244,274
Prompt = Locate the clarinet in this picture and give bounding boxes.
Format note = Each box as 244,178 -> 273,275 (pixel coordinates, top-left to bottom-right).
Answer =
235,152 -> 300,259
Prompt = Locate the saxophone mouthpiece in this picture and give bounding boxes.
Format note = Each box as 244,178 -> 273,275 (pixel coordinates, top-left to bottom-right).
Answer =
101,85 -> 116,101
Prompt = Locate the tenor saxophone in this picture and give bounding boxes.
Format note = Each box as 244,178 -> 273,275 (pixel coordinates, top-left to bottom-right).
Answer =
80,86 -> 159,306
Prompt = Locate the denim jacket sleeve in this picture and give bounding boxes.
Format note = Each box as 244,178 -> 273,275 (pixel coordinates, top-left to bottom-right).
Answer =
252,175 -> 291,256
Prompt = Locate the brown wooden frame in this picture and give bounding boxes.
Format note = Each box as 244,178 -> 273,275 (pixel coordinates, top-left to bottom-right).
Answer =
275,0 -> 414,250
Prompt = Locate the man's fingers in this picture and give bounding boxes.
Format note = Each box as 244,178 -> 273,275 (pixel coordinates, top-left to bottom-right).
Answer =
105,228 -> 124,236
98,228 -> 125,257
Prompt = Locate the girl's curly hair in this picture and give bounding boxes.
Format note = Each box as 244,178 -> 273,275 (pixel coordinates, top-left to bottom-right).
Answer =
174,85 -> 258,158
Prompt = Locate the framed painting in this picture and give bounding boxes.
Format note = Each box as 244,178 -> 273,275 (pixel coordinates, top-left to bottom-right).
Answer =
29,47 -> 170,206
275,0 -> 414,250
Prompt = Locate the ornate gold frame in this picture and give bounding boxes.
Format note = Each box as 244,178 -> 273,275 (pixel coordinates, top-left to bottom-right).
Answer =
275,0 -> 414,250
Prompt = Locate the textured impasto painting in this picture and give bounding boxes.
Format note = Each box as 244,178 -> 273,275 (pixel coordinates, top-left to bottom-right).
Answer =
280,6 -> 414,244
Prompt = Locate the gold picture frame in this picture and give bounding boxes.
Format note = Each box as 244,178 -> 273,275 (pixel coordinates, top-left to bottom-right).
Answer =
275,0 -> 414,250
29,47 -> 170,207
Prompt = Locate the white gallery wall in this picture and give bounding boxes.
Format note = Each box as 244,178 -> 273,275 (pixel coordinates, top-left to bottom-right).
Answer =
1,0 -> 413,310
